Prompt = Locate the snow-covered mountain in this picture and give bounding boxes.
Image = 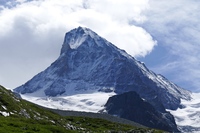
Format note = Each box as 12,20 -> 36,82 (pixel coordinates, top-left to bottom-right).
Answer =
14,27 -> 193,132
14,27 -> 191,109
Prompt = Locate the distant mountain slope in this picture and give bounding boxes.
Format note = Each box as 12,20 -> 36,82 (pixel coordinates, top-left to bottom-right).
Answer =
14,27 -> 191,111
0,85 -> 164,133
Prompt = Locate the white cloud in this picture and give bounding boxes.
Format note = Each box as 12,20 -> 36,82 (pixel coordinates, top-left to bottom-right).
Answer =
86,0 -> 149,23
0,0 -> 156,88
101,25 -> 156,57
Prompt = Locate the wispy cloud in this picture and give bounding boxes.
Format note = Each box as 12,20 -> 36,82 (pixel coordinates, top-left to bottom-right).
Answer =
140,0 -> 200,91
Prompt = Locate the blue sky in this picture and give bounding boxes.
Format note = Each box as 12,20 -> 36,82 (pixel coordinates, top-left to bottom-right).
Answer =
138,0 -> 200,92
0,0 -> 200,92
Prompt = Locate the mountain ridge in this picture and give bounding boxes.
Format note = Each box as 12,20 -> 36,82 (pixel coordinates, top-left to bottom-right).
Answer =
14,26 -> 192,132
14,26 -> 191,110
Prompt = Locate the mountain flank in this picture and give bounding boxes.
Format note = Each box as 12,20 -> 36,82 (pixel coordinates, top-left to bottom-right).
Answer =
14,27 -> 192,132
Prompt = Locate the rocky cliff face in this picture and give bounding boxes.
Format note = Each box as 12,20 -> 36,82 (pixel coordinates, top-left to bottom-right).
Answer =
14,27 -> 191,111
103,91 -> 179,132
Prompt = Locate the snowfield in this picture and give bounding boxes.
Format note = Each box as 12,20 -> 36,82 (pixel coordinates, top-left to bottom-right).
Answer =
17,84 -> 200,133
21,92 -> 116,113
168,93 -> 200,132
21,91 -> 200,132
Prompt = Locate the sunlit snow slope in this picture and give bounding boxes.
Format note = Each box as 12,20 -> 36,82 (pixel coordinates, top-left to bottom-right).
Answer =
21,91 -> 115,113
169,93 -> 200,132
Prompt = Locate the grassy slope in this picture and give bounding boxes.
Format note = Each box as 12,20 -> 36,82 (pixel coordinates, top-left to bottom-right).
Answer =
0,85 -> 164,133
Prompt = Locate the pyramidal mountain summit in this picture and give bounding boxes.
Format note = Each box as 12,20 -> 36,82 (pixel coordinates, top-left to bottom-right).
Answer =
14,27 -> 192,132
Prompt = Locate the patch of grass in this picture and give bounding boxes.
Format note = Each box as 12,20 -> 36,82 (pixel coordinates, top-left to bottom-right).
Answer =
65,116 -> 164,133
0,116 -> 75,133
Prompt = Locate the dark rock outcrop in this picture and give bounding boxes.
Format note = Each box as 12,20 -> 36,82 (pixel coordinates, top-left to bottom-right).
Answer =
104,91 -> 179,132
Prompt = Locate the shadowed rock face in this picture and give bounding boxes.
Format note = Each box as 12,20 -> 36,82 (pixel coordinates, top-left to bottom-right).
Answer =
14,27 -> 191,111
104,91 -> 180,132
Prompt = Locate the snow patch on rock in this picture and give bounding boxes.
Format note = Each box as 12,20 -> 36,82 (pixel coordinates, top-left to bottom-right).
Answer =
0,111 -> 9,117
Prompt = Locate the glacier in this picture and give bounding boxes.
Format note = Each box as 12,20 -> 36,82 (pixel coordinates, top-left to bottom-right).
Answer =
21,92 -> 116,113
168,93 -> 200,132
